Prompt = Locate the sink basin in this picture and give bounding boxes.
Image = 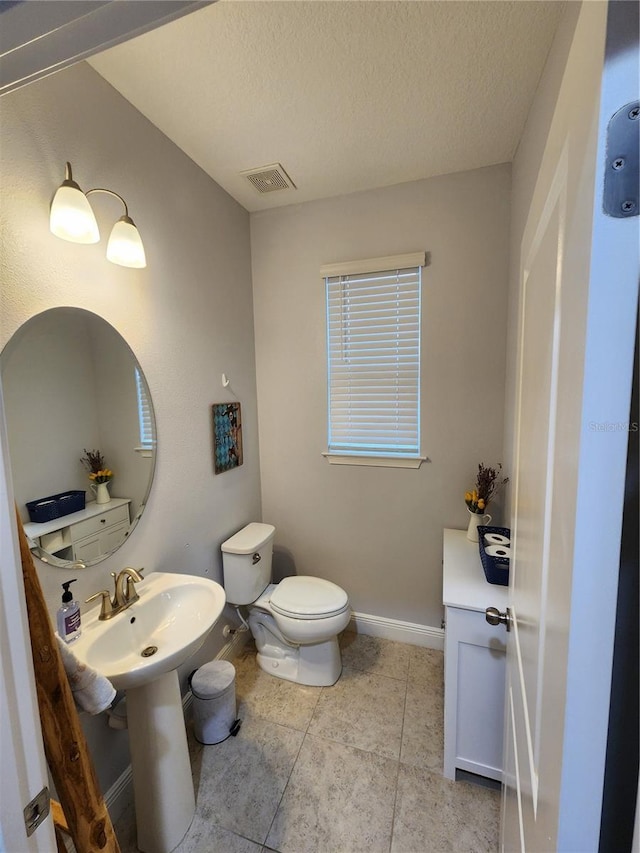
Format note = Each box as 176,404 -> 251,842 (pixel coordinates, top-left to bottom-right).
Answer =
73,571 -> 226,690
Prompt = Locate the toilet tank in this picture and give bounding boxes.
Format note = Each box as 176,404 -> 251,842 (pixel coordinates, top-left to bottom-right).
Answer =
221,522 -> 276,605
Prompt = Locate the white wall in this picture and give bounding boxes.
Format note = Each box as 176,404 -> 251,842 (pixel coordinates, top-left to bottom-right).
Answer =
0,61 -> 261,794
251,165 -> 511,628
91,313 -> 152,522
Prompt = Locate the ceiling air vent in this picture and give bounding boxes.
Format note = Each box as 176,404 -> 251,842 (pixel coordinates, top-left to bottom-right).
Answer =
241,163 -> 296,194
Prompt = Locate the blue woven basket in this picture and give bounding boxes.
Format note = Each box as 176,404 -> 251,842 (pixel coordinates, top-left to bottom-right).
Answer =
477,525 -> 511,586
26,490 -> 86,523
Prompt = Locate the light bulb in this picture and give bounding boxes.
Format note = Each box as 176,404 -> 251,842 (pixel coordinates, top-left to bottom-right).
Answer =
106,216 -> 147,268
49,183 -> 100,244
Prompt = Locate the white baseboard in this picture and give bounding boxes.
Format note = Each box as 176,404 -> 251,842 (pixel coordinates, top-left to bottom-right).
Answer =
105,629 -> 251,823
105,763 -> 133,825
348,611 -> 444,651
216,628 -> 251,662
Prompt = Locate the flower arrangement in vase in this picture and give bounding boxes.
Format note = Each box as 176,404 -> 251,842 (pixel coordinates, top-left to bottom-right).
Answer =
464,463 -> 509,542
80,448 -> 113,504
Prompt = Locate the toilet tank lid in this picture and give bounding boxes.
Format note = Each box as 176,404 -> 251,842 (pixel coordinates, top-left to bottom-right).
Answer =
221,522 -> 276,554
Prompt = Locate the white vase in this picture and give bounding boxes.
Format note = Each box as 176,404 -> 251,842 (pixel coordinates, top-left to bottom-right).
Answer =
467,508 -> 492,542
91,481 -> 111,505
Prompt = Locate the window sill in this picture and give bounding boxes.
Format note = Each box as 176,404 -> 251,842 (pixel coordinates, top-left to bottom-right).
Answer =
134,446 -> 154,458
322,452 -> 428,469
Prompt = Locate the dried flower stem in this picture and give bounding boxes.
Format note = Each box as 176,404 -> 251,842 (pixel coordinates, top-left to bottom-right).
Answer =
465,463 -> 509,514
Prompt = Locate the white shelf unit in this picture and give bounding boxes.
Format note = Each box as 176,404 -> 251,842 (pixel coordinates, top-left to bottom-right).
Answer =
24,498 -> 131,561
443,528 -> 508,782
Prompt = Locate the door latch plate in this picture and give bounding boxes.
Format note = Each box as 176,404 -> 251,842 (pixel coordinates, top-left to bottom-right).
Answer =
603,101 -> 639,217
23,786 -> 50,837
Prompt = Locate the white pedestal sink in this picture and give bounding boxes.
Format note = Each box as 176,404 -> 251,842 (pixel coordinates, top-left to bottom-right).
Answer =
72,572 -> 226,853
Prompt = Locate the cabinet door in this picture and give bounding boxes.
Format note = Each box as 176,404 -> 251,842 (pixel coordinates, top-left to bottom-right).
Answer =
72,534 -> 103,562
101,521 -> 128,554
444,606 -> 506,780
72,521 -> 129,561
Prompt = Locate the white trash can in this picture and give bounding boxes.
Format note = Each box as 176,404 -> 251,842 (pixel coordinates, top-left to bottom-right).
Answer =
190,660 -> 240,744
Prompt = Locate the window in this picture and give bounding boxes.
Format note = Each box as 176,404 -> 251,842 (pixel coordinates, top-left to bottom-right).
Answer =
323,252 -> 426,468
135,366 -> 154,453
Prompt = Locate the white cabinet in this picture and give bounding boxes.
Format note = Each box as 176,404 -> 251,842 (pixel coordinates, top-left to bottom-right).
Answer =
443,528 -> 508,782
24,498 -> 131,562
69,502 -> 130,560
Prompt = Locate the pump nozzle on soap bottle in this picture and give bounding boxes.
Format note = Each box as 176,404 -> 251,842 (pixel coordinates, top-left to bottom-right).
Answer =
57,578 -> 82,643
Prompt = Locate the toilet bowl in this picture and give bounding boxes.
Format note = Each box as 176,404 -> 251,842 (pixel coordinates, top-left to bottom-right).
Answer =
221,523 -> 350,686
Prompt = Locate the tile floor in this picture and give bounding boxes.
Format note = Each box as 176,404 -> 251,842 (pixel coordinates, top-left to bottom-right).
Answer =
115,633 -> 500,853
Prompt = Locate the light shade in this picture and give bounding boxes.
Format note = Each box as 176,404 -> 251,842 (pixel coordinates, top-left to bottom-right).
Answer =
49,183 -> 100,244
106,216 -> 147,269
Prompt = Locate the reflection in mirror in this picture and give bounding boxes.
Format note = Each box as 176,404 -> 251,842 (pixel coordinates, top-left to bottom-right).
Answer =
1,308 -> 156,567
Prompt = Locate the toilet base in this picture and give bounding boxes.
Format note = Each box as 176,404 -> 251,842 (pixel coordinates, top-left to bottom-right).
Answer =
249,609 -> 343,686
256,636 -> 342,687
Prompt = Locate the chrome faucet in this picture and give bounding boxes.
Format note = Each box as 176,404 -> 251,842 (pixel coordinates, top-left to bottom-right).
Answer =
86,567 -> 145,620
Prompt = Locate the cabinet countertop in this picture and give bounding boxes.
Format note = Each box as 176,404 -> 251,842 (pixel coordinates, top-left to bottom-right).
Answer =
443,528 -> 509,612
24,497 -> 131,538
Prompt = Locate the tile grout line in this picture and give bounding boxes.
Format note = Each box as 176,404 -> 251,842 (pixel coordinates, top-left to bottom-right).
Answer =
387,673 -> 410,853
260,680 -> 324,851
257,646 -> 409,851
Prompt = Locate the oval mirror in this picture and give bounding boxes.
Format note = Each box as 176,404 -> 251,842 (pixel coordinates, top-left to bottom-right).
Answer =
1,307 -> 156,567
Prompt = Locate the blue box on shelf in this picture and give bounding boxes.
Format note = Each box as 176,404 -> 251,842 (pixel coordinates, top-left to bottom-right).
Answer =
26,490 -> 86,524
477,525 -> 511,586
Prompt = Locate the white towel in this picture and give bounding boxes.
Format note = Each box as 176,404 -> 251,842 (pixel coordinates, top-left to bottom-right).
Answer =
56,636 -> 116,715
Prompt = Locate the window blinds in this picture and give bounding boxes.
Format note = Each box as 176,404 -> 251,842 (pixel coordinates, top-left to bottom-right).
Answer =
325,263 -> 422,457
135,366 -> 154,449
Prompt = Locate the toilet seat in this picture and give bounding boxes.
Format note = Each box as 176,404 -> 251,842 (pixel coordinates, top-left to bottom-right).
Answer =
269,576 -> 349,620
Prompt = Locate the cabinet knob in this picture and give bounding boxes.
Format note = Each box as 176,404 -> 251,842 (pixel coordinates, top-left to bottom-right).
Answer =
485,606 -> 512,632
100,518 -> 106,524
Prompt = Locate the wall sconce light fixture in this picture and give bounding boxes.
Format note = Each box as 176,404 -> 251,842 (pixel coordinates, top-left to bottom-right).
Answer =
49,162 -> 147,268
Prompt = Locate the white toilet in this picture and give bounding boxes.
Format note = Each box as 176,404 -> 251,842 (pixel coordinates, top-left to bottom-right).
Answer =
221,522 -> 351,686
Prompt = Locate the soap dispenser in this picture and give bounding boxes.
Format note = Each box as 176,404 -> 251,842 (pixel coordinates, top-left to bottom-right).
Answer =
57,579 -> 81,643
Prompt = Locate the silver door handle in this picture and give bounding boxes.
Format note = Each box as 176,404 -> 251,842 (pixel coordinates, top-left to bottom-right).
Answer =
485,606 -> 512,632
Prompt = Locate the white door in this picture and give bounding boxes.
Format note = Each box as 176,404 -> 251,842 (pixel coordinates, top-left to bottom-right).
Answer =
0,388 -> 56,851
500,1 -> 639,850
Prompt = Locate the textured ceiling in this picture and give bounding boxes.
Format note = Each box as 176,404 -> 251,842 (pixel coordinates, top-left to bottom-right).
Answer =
89,0 -> 564,212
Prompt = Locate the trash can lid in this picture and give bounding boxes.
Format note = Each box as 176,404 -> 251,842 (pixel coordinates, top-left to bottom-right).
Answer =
191,660 -> 236,699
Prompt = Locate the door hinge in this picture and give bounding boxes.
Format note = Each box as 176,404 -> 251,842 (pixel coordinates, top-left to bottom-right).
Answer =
603,101 -> 639,217
23,786 -> 50,837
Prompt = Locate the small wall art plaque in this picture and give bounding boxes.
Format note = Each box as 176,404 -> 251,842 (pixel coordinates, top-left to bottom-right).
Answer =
212,402 -> 243,474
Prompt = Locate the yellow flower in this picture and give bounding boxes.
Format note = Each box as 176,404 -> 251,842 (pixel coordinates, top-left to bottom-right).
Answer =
89,468 -> 113,482
477,499 -> 485,510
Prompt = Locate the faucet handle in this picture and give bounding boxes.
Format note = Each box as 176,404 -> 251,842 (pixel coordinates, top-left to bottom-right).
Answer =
123,575 -> 140,604
86,589 -> 115,620
115,567 -> 144,606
